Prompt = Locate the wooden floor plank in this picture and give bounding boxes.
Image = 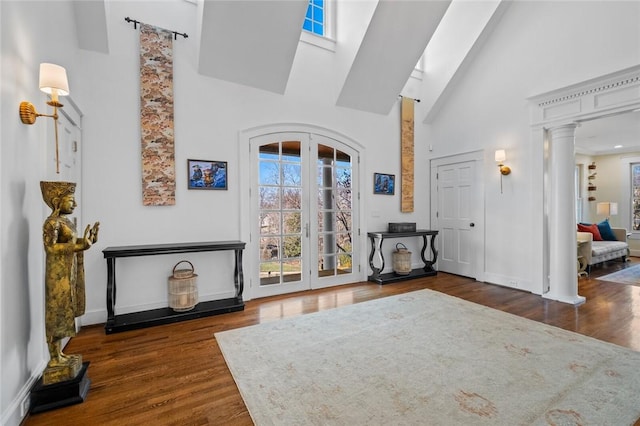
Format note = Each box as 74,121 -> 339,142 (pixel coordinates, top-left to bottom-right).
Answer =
25,258 -> 640,425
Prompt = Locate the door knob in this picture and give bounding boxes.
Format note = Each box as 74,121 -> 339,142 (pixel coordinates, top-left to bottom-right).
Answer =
470,223 -> 475,227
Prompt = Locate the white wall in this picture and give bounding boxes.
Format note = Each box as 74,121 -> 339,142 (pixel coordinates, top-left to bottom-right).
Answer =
423,0 -> 640,292
1,2 -> 79,424
76,0 -> 429,324
2,1 -> 639,424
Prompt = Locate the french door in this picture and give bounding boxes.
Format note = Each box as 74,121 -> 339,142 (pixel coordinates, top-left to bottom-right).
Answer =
250,132 -> 359,298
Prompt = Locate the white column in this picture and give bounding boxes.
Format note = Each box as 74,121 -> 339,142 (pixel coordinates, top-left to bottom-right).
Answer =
544,124 -> 585,305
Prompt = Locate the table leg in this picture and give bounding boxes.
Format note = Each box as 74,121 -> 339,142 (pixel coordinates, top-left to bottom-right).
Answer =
421,234 -> 438,272
368,235 -> 383,280
106,258 -> 116,323
234,249 -> 244,299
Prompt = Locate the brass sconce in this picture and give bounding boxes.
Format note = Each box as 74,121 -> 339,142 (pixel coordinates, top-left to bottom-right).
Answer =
495,149 -> 511,193
19,63 -> 70,174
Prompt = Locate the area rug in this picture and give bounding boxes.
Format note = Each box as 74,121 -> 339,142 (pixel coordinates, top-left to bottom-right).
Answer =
215,289 -> 640,425
598,264 -> 640,286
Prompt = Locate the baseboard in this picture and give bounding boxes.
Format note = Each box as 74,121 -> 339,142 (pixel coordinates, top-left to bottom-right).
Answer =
1,360 -> 47,426
80,290 -> 236,327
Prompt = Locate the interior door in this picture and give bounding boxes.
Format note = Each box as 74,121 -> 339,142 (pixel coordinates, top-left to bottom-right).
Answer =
436,161 -> 475,278
249,132 -> 359,298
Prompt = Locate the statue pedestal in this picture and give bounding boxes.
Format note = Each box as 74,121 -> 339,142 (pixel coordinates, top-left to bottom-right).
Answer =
30,362 -> 90,414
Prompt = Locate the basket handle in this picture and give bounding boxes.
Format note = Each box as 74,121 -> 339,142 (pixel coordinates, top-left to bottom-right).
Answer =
173,260 -> 194,274
396,243 -> 408,251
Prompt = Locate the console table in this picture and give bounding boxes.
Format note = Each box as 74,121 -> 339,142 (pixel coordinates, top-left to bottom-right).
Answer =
367,230 -> 438,284
103,241 -> 245,334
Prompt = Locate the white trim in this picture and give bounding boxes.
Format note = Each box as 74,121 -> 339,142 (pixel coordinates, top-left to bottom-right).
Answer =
430,149 -> 486,283
300,32 -> 336,52
620,155 -> 640,234
529,65 -> 640,302
239,124 -> 366,301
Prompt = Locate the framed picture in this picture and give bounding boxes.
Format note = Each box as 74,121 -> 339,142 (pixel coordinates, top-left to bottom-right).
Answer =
373,172 -> 395,195
188,159 -> 228,190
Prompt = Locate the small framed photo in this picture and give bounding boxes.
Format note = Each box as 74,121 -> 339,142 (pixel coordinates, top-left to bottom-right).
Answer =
188,159 -> 228,190
373,172 -> 395,195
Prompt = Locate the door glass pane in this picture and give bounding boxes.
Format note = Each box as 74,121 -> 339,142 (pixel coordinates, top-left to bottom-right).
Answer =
317,144 -> 352,278
283,188 -> 301,210
260,261 -> 281,285
260,187 -> 280,209
283,212 -> 301,233
259,140 -> 303,286
319,255 -> 336,276
282,259 -> 302,283
260,212 -> 280,235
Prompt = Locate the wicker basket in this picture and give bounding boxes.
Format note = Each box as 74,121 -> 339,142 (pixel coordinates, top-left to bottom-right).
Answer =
392,243 -> 412,275
168,260 -> 198,312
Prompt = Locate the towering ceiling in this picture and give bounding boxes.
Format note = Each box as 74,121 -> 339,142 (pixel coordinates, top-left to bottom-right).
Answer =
72,0 -> 504,120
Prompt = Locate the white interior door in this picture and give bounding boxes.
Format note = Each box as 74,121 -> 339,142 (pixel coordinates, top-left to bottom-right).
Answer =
436,160 -> 476,278
249,132 -> 360,298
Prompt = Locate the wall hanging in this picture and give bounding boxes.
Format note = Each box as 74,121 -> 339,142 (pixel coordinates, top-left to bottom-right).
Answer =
127,17 -> 187,206
400,96 -> 417,212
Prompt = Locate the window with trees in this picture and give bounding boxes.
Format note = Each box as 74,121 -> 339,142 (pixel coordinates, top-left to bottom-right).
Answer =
632,163 -> 640,230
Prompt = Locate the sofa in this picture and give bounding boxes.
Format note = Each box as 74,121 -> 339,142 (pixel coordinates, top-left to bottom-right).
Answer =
577,226 -> 629,273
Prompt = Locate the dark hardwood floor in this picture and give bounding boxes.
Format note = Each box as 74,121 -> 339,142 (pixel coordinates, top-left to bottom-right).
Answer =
25,258 -> 640,425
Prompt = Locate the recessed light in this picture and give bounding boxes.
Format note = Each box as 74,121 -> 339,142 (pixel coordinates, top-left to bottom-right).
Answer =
614,145 -> 623,149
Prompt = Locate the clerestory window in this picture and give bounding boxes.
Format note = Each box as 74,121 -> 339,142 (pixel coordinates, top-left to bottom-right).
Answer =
303,0 -> 325,37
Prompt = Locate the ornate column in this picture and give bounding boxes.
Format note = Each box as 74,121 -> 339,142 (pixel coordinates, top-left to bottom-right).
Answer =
544,124 -> 585,305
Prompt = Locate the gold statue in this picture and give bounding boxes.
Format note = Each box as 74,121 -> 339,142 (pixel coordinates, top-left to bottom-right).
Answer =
40,181 -> 99,385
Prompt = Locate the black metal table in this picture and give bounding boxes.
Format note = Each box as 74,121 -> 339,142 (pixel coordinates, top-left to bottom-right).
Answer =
102,241 -> 245,333
367,230 -> 438,284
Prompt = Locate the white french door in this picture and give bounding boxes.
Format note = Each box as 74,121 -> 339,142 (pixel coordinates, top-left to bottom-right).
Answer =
250,132 -> 359,298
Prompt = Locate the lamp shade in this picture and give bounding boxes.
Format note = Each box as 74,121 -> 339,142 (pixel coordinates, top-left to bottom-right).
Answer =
597,202 -> 618,217
39,63 -> 69,96
495,149 -> 506,163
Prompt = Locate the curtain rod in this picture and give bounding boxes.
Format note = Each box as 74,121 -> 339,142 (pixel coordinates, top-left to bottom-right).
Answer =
399,95 -> 421,103
125,17 -> 188,40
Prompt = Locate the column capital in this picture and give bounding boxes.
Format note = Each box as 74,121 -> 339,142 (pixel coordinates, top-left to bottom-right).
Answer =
547,122 -> 578,134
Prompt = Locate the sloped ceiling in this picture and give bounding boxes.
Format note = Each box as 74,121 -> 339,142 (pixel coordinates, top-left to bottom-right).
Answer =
198,0 -> 308,94
72,0 -> 502,119
336,0 -> 451,115
73,0 -> 109,53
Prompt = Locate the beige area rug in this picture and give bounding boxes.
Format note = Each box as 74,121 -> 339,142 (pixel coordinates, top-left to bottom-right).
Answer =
215,289 -> 640,425
599,264 -> 640,286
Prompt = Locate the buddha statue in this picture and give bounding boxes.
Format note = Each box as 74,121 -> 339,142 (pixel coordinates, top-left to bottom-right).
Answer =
40,181 -> 99,384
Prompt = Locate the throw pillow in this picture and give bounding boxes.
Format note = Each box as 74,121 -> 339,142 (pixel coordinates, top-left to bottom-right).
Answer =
577,223 -> 603,241
597,219 -> 618,241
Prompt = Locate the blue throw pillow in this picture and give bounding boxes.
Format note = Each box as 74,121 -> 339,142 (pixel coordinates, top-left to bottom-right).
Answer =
597,219 -> 617,241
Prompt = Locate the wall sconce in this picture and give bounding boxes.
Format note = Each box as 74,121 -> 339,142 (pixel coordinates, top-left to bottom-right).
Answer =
495,149 -> 511,193
596,202 -> 618,220
19,63 -> 70,174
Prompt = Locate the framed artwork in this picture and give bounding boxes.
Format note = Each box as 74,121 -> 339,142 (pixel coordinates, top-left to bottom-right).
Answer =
188,159 -> 228,190
373,173 -> 395,195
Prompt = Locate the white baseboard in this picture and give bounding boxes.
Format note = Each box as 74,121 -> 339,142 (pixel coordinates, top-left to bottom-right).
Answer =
1,360 -> 47,426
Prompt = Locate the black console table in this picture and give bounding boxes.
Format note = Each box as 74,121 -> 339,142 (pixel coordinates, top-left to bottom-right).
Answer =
367,230 -> 438,284
103,241 -> 245,334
